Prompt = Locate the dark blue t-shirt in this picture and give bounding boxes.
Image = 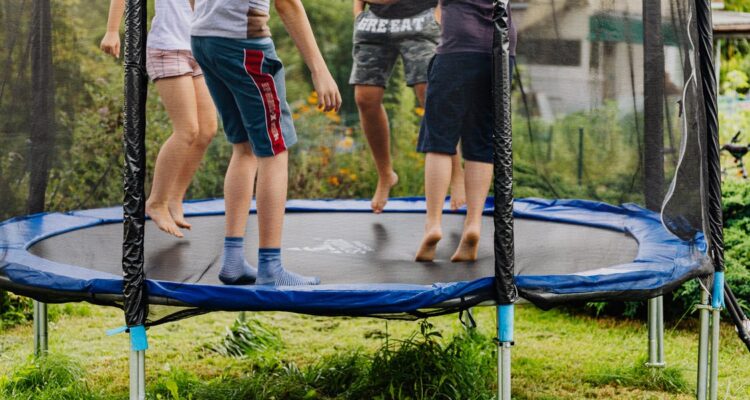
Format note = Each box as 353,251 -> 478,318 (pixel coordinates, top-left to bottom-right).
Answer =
437,0 -> 517,55
369,0 -> 437,19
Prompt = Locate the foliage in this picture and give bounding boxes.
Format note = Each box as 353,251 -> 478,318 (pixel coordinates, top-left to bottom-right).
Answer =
0,292 -> 33,330
584,357 -> 689,393
151,320 -> 496,400
672,180 -> 750,317
0,354 -> 102,400
204,317 -> 283,359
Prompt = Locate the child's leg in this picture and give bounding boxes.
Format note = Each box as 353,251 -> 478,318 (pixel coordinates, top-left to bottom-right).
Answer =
355,85 -> 399,214
255,151 -> 319,285
449,148 -> 466,210
167,76 -> 218,229
414,79 -> 465,211
146,75 -> 202,238
219,143 -> 258,284
255,151 -> 287,249
224,143 -> 257,238
416,152 -> 453,261
451,160 -> 493,262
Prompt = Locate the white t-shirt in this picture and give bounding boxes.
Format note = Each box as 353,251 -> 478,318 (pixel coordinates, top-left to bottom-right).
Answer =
147,0 -> 193,50
192,0 -> 271,39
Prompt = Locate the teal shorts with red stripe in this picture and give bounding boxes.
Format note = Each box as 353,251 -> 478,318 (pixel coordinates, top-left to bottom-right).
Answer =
192,36 -> 296,157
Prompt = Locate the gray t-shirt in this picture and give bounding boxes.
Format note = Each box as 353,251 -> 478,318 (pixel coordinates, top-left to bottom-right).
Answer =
437,0 -> 517,55
192,0 -> 272,38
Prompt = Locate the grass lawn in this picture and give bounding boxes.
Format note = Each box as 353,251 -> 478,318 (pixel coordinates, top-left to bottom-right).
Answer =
0,303 -> 748,399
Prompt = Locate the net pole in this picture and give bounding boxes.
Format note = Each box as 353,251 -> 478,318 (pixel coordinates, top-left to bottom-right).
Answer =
696,0 -> 723,396
492,2 -> 515,399
123,0 -> 149,397
643,0 -> 665,208
643,1 -> 667,367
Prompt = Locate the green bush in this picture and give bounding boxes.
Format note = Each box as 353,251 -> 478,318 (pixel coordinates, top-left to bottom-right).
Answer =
147,320 -> 497,400
0,354 -> 102,400
584,357 -> 689,393
0,292 -> 32,330
205,318 -> 283,359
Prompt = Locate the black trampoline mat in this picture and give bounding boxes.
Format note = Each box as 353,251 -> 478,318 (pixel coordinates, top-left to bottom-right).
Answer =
28,213 -> 638,286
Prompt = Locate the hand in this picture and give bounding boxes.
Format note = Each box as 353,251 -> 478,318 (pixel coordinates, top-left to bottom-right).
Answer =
312,70 -> 342,112
100,31 -> 121,58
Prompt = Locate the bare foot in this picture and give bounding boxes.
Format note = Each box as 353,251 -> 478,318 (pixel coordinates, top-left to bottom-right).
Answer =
415,228 -> 442,262
451,230 -> 480,262
169,201 -> 192,230
450,178 -> 466,211
146,201 -> 184,238
371,171 -> 399,214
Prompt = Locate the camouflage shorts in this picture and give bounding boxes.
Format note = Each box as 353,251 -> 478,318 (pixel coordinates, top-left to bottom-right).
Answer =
349,8 -> 440,87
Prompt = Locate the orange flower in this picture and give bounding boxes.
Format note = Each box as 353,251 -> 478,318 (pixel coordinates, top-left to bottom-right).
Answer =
328,176 -> 340,186
415,107 -> 425,117
307,91 -> 318,105
325,110 -> 341,123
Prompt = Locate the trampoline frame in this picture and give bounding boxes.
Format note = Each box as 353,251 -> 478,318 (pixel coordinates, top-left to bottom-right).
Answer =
0,0 -> 728,399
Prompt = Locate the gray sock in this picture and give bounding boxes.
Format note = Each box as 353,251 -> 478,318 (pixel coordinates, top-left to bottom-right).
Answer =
219,237 -> 257,285
256,248 -> 320,286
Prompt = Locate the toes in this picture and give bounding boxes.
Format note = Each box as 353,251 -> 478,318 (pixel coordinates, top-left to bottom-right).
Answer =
175,220 -> 192,230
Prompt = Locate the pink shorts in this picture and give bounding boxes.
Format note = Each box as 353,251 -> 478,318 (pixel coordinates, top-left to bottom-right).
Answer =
146,48 -> 203,81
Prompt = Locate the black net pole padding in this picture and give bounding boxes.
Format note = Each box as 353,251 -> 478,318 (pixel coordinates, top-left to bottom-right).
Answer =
492,0 -> 517,305
695,0 -> 724,272
642,0 -> 665,211
122,0 -> 149,327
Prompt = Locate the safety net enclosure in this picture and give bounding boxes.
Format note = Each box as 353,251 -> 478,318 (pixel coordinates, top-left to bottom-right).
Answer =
0,0 -> 732,398
0,0 -> 720,320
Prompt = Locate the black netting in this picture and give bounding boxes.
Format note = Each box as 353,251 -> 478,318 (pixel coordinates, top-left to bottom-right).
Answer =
0,0 -> 720,324
510,0 -> 710,244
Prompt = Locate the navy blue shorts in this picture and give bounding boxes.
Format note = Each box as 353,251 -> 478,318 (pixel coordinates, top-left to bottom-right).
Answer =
417,53 -> 515,163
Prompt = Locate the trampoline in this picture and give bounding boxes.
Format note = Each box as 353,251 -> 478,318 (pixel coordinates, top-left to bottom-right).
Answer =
0,0 -> 743,399
0,198 -> 709,318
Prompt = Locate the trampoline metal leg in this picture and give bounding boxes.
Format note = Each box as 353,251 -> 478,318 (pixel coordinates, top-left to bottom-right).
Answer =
129,350 -> 146,400
239,311 -> 247,323
697,291 -> 710,400
33,301 -> 48,358
498,342 -> 511,400
709,308 -> 720,400
647,296 -> 665,367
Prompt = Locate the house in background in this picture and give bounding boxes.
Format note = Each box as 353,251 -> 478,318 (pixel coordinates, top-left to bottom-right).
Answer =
511,0 -> 746,122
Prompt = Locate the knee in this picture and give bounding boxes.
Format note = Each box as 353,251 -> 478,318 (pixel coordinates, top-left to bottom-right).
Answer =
232,143 -> 255,159
197,122 -> 217,148
354,91 -> 383,112
175,124 -> 201,147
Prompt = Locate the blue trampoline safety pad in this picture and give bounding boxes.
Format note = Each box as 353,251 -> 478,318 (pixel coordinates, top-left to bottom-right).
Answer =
0,198 -> 709,316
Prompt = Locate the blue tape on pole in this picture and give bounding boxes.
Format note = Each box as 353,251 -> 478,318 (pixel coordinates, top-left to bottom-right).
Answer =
106,326 -> 128,336
712,271 -> 724,309
129,325 -> 148,351
498,304 -> 514,342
